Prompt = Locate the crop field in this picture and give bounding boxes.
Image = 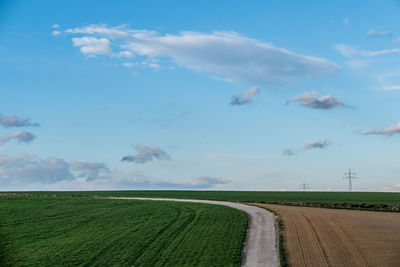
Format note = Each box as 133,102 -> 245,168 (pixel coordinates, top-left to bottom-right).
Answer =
256,203 -> 400,267
0,196 -> 247,267
11,191 -> 400,211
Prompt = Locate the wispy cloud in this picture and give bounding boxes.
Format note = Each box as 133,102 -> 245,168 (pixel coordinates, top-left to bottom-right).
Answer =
360,122 -> 400,136
0,113 -> 39,128
282,149 -> 295,156
0,131 -> 35,144
122,62 -> 135,68
231,86 -> 260,106
304,139 -> 329,150
367,29 -> 392,38
122,144 -> 171,163
62,24 -> 340,84
289,91 -> 347,110
335,44 -> 400,58
383,85 -> 400,91
70,161 -> 109,181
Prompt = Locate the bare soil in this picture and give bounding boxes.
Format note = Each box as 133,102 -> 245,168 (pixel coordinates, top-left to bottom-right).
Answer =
255,203 -> 400,267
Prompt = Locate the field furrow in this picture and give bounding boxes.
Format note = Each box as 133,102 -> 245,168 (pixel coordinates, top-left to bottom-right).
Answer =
256,203 -> 400,267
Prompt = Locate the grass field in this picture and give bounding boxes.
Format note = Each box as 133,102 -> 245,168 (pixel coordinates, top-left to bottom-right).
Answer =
7,191 -> 399,204
0,196 -> 247,267
12,191 -> 399,211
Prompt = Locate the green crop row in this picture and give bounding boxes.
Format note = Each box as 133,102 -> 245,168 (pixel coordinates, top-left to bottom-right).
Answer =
0,197 -> 247,266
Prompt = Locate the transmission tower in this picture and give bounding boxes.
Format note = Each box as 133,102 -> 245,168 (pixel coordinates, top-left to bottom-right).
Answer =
343,168 -> 357,192
299,181 -> 309,191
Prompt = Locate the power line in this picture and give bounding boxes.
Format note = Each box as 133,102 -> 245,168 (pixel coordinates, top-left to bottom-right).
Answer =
343,168 -> 357,192
299,181 -> 309,191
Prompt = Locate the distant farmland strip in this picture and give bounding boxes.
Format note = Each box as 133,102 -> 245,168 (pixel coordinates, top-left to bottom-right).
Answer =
10,191 -> 399,211
0,197 -> 247,266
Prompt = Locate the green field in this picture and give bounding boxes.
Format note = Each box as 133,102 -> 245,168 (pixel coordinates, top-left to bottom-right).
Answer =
0,196 -> 247,267
17,190 -> 399,205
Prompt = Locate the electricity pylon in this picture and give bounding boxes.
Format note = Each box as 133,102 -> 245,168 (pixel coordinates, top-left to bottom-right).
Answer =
299,181 -> 309,191
343,168 -> 357,192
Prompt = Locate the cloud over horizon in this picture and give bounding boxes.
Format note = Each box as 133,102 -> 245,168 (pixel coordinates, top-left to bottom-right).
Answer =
0,154 -> 75,185
63,24 -> 340,84
122,144 -> 171,163
231,87 -> 260,106
289,91 -> 347,110
70,161 -> 109,181
0,154 -> 226,190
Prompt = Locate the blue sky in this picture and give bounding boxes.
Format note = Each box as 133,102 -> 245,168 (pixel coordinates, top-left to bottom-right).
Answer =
1,0 -> 400,191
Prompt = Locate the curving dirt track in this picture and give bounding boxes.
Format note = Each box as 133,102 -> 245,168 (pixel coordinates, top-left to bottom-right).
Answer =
109,197 -> 278,267
256,204 -> 400,267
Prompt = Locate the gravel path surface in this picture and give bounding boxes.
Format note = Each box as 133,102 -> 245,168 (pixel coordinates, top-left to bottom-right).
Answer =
109,197 -> 278,267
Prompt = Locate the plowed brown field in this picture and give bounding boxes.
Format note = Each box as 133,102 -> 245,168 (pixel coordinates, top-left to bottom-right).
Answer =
255,204 -> 400,267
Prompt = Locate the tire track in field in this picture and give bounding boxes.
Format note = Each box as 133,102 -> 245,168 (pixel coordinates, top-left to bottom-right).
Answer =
130,206 -> 196,266
108,197 -> 279,267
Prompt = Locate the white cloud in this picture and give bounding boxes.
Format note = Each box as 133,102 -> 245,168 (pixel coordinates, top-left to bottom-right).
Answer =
347,59 -> 370,68
117,50 -> 135,58
122,144 -> 171,163
367,29 -> 392,38
0,154 -> 226,190
0,155 -> 230,190
0,131 -> 35,144
289,91 -> 346,109
70,161 -> 109,181
52,24 -> 60,29
282,149 -> 295,156
52,30 -> 61,36
362,122 -> 400,136
231,86 -> 260,105
72,37 -> 112,56
343,18 -> 349,25
122,62 -> 135,68
304,139 -> 329,150
383,85 -> 400,91
66,24 -> 129,39
335,44 -> 400,58
141,58 -> 160,69
64,24 -> 340,84
177,176 -> 229,188
0,113 -> 39,128
0,155 -> 75,185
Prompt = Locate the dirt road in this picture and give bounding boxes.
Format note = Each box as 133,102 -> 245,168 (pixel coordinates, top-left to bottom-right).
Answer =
109,197 -> 278,267
256,203 -> 400,267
